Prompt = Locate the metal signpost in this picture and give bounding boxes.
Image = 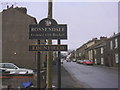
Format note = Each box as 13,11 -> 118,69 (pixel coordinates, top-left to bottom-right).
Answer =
37,40 -> 41,88
58,39 -> 61,89
29,0 -> 67,89
29,18 -> 67,89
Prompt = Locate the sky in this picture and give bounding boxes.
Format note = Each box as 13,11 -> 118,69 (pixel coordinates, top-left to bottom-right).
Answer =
0,0 -> 119,50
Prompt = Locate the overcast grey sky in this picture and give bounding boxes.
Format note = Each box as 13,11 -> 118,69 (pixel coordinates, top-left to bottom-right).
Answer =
0,1 -> 118,50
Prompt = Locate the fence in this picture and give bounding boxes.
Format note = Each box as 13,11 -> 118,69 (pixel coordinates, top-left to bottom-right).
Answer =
1,70 -> 46,89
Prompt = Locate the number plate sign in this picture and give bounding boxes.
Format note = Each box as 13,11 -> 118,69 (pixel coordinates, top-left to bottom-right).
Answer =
29,45 -> 67,51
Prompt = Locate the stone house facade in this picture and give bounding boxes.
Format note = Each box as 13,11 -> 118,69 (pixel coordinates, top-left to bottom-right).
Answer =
106,33 -> 119,67
74,33 -> 119,67
1,6 -> 38,69
76,44 -> 87,60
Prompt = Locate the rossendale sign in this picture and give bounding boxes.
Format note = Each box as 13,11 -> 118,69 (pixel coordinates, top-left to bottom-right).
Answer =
29,18 -> 67,51
29,18 -> 67,40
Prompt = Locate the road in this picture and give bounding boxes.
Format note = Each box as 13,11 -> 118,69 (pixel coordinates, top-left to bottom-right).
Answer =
52,63 -> 84,88
62,61 -> 118,88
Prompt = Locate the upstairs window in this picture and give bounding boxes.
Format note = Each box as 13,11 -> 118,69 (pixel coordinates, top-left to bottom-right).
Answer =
110,40 -> 113,50
115,38 -> 118,48
79,53 -> 81,56
94,50 -> 96,55
101,47 -> 104,54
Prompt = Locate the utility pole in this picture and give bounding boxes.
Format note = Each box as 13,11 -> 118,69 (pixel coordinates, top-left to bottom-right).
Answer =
58,40 -> 61,89
37,40 -> 41,89
47,0 -> 53,88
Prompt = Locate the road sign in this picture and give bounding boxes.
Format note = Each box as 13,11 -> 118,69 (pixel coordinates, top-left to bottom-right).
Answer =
29,24 -> 67,39
29,18 -> 67,40
29,45 -> 67,51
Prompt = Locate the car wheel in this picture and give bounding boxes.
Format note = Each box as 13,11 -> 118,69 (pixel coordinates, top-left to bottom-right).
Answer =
26,71 -> 28,74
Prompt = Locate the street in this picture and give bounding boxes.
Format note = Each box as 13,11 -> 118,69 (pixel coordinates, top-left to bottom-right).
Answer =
62,61 -> 118,88
52,63 -> 84,88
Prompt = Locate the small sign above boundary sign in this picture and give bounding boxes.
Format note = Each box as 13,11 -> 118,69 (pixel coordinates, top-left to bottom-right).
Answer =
29,45 -> 67,51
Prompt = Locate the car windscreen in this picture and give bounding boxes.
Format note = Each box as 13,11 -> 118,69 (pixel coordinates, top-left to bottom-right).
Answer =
0,64 -> 4,68
86,60 -> 92,62
4,64 -> 18,69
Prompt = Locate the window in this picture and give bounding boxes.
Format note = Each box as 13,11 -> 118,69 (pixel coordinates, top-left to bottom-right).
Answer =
4,64 -> 17,69
110,40 -> 113,50
95,58 -> 97,64
89,50 -> 93,60
94,50 -> 96,55
88,51 -> 91,60
0,64 -> 4,68
115,53 -> 119,63
91,50 -> 93,59
115,38 -> 118,48
101,57 -> 104,64
79,53 -> 81,56
101,47 -> 104,54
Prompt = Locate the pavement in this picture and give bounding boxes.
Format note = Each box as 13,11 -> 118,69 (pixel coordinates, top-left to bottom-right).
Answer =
52,63 -> 84,88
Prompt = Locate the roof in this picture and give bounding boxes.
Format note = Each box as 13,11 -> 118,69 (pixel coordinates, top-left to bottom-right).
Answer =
85,37 -> 101,45
85,40 -> 106,50
76,43 -> 86,51
94,42 -> 106,49
2,7 -> 37,24
108,32 -> 120,40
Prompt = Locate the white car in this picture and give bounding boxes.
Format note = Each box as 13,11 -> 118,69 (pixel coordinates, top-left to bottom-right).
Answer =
0,63 -> 34,74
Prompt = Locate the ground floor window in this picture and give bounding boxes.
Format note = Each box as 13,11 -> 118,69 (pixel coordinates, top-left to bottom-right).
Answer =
95,58 -> 97,64
101,57 -> 104,65
115,53 -> 119,63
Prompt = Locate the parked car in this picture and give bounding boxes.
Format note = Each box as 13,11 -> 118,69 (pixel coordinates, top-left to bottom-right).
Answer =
83,60 -> 93,65
66,59 -> 71,62
76,60 -> 80,64
72,59 -> 76,62
0,69 -> 10,74
79,60 -> 85,64
76,60 -> 84,64
0,63 -> 34,74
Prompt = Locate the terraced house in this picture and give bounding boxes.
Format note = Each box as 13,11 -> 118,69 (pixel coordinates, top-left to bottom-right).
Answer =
76,44 -> 87,60
1,6 -> 47,69
106,33 -> 120,67
85,38 -> 99,61
75,33 -> 119,67
93,37 -> 107,65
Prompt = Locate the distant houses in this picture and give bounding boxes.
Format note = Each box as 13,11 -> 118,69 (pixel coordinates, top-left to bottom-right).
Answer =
71,32 -> 120,67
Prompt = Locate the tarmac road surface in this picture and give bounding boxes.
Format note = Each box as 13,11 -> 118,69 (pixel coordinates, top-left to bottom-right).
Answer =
52,63 -> 84,88
63,61 -> 118,88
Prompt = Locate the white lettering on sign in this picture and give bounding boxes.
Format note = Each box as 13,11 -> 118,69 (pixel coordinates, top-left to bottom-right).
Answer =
30,45 -> 67,51
31,27 -> 65,32
30,33 -> 65,37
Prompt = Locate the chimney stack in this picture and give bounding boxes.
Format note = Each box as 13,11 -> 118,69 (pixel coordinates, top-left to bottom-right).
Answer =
100,36 -> 107,41
15,7 -> 27,14
7,5 -> 9,9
